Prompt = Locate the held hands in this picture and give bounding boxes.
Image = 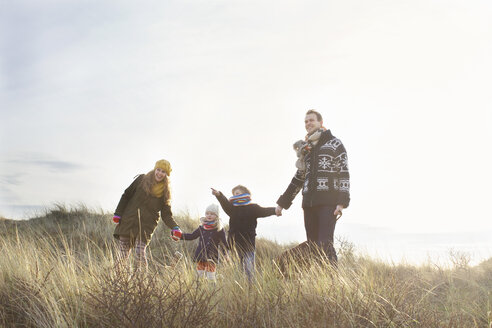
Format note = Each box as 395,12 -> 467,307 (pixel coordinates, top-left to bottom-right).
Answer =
112,215 -> 121,223
171,227 -> 183,241
210,188 -> 220,196
275,205 -> 283,217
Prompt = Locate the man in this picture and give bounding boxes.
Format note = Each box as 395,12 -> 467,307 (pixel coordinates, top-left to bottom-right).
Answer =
276,109 -> 350,264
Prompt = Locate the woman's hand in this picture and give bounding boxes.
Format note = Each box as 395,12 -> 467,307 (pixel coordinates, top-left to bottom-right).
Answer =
171,227 -> 182,241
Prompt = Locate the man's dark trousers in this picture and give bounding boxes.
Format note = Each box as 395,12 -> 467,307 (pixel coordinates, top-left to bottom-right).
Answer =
303,205 -> 338,264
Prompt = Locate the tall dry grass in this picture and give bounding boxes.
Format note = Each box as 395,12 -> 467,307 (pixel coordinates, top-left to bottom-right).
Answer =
0,205 -> 490,327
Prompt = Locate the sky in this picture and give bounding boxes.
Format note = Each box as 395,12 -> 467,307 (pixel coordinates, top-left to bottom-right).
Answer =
1,0 -> 491,265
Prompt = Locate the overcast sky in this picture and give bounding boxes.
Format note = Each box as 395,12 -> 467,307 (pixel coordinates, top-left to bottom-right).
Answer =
1,0 -> 491,264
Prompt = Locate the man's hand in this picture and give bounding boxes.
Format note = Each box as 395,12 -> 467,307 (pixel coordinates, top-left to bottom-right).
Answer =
211,188 -> 220,196
275,205 -> 283,216
334,205 -> 344,218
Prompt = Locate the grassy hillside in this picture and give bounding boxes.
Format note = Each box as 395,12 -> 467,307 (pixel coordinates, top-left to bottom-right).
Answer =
0,205 -> 491,327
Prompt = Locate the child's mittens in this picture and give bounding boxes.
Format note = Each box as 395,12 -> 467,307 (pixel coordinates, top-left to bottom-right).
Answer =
112,215 -> 121,223
171,227 -> 182,241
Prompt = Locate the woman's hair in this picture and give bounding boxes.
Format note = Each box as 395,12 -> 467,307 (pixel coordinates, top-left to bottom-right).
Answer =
142,170 -> 171,205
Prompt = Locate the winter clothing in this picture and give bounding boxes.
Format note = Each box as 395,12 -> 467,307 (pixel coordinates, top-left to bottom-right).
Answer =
241,251 -> 256,282
293,127 -> 326,171
151,181 -> 166,197
118,236 -> 148,266
205,204 -> 220,217
197,261 -> 216,272
304,205 -> 338,263
215,192 -> 276,254
197,261 -> 217,281
171,227 -> 182,241
182,226 -> 228,263
201,217 -> 219,230
229,193 -> 252,206
277,129 -> 350,265
277,129 -> 350,210
113,174 -> 178,244
154,159 -> 172,176
201,204 -> 221,230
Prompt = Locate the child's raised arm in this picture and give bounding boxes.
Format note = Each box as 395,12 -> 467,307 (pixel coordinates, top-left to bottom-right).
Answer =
211,188 -> 234,215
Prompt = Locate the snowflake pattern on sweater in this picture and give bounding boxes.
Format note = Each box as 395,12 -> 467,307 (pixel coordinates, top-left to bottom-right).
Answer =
278,130 -> 350,209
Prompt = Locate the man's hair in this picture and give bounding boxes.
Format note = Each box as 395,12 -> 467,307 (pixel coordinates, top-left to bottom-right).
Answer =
306,109 -> 323,122
232,185 -> 251,195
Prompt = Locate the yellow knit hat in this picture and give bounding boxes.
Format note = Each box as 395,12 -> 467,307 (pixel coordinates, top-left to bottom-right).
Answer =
154,159 -> 172,176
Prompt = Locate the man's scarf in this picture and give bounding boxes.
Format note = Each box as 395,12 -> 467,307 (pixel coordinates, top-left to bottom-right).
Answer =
293,127 -> 326,171
229,193 -> 252,206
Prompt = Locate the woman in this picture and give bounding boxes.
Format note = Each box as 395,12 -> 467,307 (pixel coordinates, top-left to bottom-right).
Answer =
113,159 -> 182,267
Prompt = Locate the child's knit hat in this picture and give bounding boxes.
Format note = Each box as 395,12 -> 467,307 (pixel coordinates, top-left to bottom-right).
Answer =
201,204 -> 221,230
205,204 -> 219,217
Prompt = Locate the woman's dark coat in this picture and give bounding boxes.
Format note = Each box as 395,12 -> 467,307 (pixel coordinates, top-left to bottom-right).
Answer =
113,174 -> 178,244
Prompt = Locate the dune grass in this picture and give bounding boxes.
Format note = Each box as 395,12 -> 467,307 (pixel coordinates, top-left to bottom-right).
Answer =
0,205 -> 490,327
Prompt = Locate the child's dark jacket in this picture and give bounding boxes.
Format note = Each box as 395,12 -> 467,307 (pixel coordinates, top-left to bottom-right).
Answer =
182,226 -> 227,262
215,192 -> 276,253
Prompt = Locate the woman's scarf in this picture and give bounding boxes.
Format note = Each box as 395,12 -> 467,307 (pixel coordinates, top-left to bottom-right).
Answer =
229,193 -> 251,206
293,127 -> 326,171
151,181 -> 165,197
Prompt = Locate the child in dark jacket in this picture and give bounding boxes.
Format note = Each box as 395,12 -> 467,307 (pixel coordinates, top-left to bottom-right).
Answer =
181,204 -> 227,281
211,185 -> 278,281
